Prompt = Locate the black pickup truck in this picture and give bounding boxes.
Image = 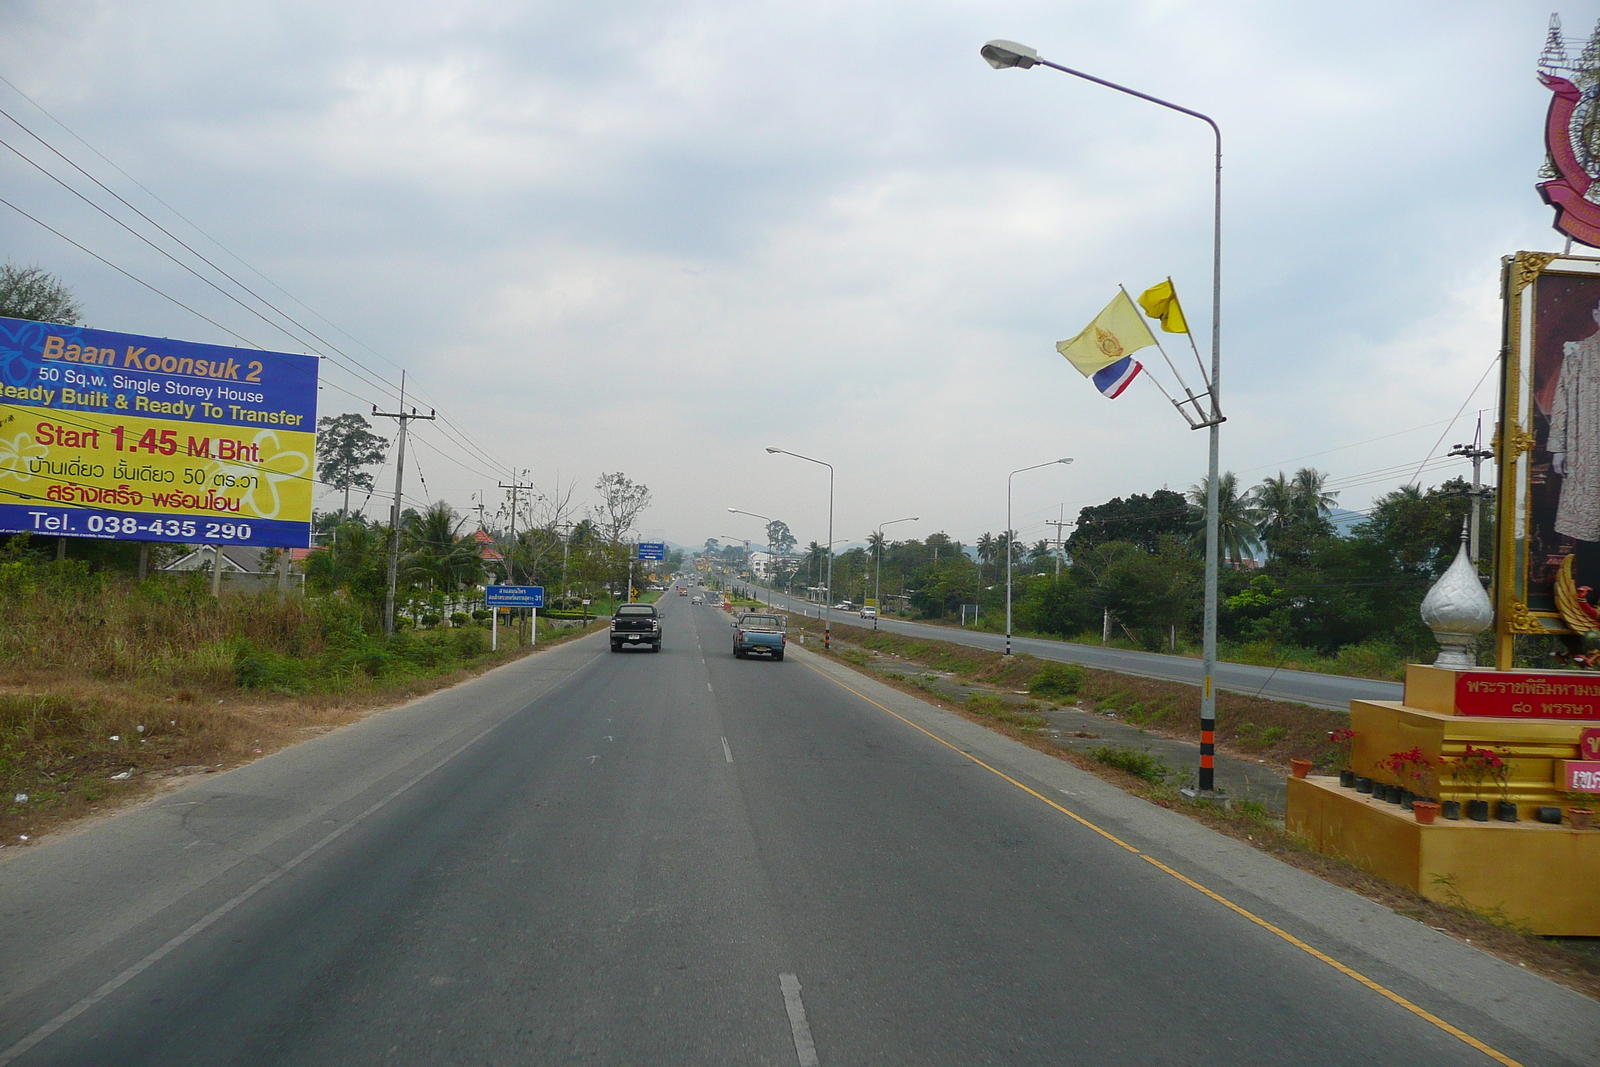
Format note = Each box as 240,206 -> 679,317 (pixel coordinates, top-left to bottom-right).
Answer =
610,603 -> 662,653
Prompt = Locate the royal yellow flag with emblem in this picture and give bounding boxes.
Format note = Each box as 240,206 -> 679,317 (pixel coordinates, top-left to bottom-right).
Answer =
1136,278 -> 1188,334
1056,290 -> 1159,377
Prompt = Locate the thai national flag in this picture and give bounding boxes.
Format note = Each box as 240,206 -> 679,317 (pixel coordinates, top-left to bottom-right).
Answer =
1091,356 -> 1142,399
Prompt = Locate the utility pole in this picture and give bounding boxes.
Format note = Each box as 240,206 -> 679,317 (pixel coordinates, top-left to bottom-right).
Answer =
1045,505 -> 1071,580
373,372 -> 436,636
498,477 -> 536,584
1448,416 -> 1495,566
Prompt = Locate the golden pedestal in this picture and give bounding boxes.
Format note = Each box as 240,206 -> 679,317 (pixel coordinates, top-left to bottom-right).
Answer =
1285,665 -> 1600,935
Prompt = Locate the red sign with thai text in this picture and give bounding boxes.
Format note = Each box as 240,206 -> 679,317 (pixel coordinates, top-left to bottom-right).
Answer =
1453,672 -> 1600,719
1581,728 -> 1600,760
1562,760 -> 1600,793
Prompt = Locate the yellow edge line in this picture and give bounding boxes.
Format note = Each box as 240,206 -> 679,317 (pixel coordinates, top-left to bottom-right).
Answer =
800,659 -> 1524,1067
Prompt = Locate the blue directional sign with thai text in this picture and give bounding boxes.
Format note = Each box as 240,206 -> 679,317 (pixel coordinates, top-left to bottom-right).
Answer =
485,585 -> 544,608
637,542 -> 665,561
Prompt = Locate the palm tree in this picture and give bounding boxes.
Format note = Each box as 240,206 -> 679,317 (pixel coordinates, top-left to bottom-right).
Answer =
402,502 -> 484,594
1291,467 -> 1338,523
1187,472 -> 1262,566
976,532 -> 997,579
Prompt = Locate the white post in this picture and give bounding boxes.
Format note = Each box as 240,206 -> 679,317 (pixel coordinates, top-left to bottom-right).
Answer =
531,606 -> 538,647
492,604 -> 498,652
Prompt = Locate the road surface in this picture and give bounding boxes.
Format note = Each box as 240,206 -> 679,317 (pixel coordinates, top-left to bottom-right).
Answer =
0,596 -> 1588,1066
734,581 -> 1403,711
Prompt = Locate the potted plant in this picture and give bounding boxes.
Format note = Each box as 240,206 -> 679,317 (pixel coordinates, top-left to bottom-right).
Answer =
1564,790 -> 1595,830
1454,745 -> 1500,821
1380,749 -> 1434,812
1290,757 -> 1313,779
1439,757 -> 1463,820
1488,747 -> 1517,822
1327,728 -> 1357,787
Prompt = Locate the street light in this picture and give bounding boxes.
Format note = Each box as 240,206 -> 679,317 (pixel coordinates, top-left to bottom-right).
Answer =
1007,459 -> 1072,657
872,516 -> 919,630
728,507 -> 776,607
983,38 -> 1225,794
767,447 -> 835,650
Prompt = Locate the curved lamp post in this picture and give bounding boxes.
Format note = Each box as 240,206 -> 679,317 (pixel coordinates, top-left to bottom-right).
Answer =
767,447 -> 834,650
872,516 -> 919,630
728,507 -> 775,607
1007,459 -> 1072,657
983,37 -> 1224,793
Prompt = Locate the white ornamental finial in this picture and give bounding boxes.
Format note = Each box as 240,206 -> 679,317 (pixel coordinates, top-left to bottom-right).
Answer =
1419,519 -> 1492,669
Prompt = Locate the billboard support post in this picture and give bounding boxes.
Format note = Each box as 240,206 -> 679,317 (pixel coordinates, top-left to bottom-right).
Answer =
374,372 -> 436,636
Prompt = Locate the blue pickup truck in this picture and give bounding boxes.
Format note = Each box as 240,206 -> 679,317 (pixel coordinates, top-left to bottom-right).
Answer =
732,613 -> 786,661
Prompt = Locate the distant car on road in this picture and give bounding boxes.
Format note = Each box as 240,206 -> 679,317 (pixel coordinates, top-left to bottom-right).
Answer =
610,603 -> 662,653
732,613 -> 786,661
678,587 -> 688,595
859,607 -> 877,619
691,595 -> 703,604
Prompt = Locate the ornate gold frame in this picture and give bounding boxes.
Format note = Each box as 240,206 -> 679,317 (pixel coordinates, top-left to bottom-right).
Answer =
1494,250 -> 1600,666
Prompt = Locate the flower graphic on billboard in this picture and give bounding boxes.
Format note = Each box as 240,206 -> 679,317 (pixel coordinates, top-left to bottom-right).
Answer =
0,431 -> 45,483
207,430 -> 311,519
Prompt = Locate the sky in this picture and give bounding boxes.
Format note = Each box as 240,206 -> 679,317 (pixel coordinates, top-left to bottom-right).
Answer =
0,0 -> 1586,553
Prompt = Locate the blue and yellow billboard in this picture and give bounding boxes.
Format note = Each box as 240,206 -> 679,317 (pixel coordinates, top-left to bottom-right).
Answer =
0,316 -> 318,548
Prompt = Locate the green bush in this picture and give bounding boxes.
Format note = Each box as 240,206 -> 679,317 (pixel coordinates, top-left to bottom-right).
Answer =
1028,661 -> 1086,699
450,612 -> 470,627
1088,744 -> 1172,784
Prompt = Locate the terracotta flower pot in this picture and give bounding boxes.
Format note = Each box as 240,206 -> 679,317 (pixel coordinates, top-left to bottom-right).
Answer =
1570,808 -> 1595,830
1290,758 -> 1313,779
1412,800 -> 1440,825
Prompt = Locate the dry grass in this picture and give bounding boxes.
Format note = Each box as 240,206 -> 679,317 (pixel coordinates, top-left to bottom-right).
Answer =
0,559 -> 608,847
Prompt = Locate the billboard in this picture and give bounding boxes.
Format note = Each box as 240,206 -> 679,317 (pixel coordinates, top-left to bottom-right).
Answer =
0,316 -> 318,548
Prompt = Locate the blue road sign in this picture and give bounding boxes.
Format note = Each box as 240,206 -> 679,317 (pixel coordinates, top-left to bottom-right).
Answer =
485,585 -> 544,608
637,542 -> 665,561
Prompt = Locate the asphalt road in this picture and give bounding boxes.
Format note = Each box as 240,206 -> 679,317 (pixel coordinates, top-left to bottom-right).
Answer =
732,581 -> 1404,711
0,596 -> 1590,1065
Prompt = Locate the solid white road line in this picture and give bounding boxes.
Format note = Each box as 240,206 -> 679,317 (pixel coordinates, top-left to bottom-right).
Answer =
779,973 -> 820,1067
721,737 -> 733,763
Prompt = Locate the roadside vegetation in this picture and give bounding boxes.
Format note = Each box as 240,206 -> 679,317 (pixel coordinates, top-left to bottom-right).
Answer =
0,546 -> 603,846
722,470 -> 1492,681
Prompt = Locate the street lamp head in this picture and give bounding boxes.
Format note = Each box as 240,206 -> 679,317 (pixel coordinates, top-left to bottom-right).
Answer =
981,39 -> 1040,69
765,447 -> 781,454
1058,457 -> 1074,465
727,507 -> 737,512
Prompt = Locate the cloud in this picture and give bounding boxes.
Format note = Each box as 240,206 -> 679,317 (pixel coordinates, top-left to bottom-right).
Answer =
0,0 -> 1580,545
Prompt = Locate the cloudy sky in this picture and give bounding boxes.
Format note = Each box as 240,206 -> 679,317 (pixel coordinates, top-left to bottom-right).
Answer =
0,0 -> 1585,551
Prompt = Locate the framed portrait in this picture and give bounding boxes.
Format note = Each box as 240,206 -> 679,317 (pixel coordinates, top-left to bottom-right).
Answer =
1496,251 -> 1600,665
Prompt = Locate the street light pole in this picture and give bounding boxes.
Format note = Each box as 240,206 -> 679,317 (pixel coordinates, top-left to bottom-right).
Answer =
1006,459 -> 1072,656
982,39 -> 1224,792
873,516 -> 919,630
728,507 -> 777,607
768,448 -> 834,650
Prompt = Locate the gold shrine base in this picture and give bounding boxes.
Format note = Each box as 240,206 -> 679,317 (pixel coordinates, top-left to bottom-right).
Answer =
1287,777 -> 1600,935
1284,665 -> 1600,935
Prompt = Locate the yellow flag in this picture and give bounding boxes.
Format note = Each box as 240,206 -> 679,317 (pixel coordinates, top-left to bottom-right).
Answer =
1136,278 -> 1188,334
1056,290 -> 1159,377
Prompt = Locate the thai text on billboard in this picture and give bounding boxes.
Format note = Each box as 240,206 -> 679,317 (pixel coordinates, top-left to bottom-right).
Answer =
0,316 -> 319,547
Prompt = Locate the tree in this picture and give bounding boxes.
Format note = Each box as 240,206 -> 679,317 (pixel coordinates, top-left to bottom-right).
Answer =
1186,471 -> 1262,565
1068,490 -> 1190,555
1251,468 -> 1335,562
0,264 -> 81,325
766,519 -> 797,556
316,413 -> 388,518
976,532 -> 997,579
593,472 -> 651,543
402,502 -> 484,594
